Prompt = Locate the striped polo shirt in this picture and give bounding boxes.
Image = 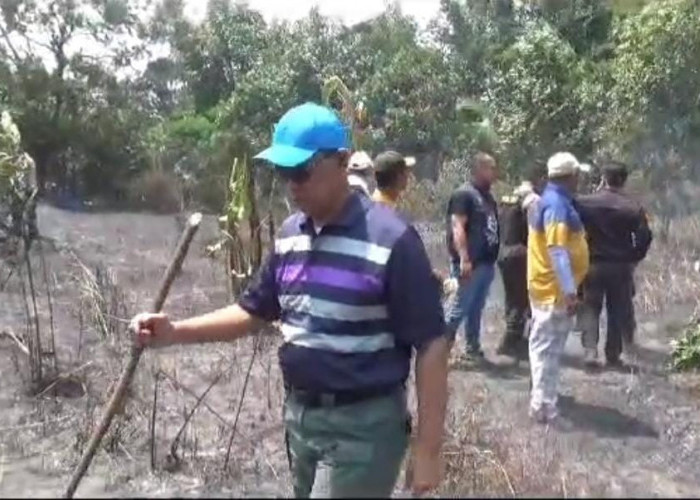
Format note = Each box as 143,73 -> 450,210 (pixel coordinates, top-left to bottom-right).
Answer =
239,193 -> 444,393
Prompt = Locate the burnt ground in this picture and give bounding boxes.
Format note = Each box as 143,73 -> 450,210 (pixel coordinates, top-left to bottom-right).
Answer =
1,204 -> 699,498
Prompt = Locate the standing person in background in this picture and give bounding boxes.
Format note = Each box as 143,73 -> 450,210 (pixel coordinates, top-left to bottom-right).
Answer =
496,163 -> 547,360
371,152 -> 449,302
527,152 -> 590,424
576,161 -> 653,368
347,151 -> 374,197
129,103 -> 448,498
370,152 -> 452,305
444,152 -> 500,361
372,151 -> 416,209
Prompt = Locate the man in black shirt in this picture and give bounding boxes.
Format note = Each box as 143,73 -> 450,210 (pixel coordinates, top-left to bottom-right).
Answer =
576,161 -> 652,367
445,152 -> 500,360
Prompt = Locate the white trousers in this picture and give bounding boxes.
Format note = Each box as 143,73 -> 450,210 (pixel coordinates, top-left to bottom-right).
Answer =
528,303 -> 573,417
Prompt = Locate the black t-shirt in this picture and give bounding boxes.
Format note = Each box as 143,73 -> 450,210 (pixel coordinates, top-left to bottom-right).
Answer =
445,182 -> 500,265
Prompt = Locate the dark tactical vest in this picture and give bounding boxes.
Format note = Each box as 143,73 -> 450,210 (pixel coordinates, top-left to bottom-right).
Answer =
498,193 -> 529,261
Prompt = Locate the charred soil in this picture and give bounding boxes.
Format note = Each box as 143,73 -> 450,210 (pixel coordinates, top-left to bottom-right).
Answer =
0,205 -> 698,497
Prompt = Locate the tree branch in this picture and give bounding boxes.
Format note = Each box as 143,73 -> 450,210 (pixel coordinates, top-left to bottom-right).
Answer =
0,23 -> 22,64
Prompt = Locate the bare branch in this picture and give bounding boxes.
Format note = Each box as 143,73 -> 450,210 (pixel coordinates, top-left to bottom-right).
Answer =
159,370 -> 231,428
0,23 -> 22,63
223,336 -> 261,470
167,369 -> 227,466
0,329 -> 30,356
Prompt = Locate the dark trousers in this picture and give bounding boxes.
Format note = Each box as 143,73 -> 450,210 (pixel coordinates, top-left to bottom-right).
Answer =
580,262 -> 636,362
498,255 -> 530,351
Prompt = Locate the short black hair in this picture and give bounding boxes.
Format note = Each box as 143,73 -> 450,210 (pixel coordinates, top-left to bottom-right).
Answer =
374,151 -> 409,190
375,164 -> 406,190
602,160 -> 628,188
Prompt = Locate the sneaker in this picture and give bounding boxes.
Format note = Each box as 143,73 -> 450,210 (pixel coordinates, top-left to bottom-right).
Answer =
529,406 -> 549,425
606,357 -> 624,369
583,348 -> 599,368
466,344 -> 485,358
530,404 -> 558,425
544,404 -> 559,422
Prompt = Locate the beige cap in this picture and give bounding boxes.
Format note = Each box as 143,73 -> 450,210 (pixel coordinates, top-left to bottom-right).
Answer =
348,151 -> 373,172
547,152 -> 591,178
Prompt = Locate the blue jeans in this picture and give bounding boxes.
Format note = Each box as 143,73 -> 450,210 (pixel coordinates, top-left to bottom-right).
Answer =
445,261 -> 496,351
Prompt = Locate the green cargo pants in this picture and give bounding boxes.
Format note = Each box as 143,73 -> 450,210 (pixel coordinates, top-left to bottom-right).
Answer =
283,390 -> 410,498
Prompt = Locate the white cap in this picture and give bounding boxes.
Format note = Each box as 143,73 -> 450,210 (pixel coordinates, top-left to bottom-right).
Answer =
348,151 -> 373,172
547,152 -> 591,178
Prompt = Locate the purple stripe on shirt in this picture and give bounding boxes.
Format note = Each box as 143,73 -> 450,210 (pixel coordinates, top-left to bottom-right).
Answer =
276,264 -> 383,293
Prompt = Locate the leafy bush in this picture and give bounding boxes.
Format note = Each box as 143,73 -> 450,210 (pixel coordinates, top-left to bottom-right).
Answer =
127,169 -> 183,214
671,318 -> 700,371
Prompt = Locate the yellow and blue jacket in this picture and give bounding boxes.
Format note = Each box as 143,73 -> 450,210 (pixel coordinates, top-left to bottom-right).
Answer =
527,183 -> 589,306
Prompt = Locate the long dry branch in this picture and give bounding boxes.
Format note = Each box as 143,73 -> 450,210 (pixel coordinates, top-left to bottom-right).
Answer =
63,213 -> 202,499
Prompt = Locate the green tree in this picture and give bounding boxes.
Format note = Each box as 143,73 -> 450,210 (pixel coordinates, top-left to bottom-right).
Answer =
0,0 -> 150,197
603,0 -> 700,239
484,21 -> 593,177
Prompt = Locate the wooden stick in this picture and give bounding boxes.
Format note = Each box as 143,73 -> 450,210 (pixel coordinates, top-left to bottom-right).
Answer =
63,213 -> 203,499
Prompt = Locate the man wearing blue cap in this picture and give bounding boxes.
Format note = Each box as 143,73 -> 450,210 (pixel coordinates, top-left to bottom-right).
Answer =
130,102 -> 448,497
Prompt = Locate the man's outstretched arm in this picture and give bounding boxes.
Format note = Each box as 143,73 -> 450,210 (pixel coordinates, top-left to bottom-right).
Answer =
131,252 -> 280,348
132,305 -> 264,348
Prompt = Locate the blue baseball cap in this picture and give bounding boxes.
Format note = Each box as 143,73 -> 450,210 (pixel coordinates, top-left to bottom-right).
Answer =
254,102 -> 350,168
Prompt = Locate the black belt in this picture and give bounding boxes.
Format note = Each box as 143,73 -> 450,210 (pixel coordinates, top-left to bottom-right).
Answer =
286,384 -> 402,409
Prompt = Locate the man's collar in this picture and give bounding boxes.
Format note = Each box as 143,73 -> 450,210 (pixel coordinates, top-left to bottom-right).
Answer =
299,192 -> 365,232
545,181 -> 572,199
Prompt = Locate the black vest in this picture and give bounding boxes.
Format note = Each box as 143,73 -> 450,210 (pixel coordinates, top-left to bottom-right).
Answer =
498,194 -> 528,260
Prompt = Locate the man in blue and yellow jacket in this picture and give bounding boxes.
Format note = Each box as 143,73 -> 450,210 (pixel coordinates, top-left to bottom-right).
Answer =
527,152 -> 590,424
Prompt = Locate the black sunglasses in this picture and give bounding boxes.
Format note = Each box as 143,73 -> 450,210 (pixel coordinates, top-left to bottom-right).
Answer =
274,163 -> 313,184
273,150 -> 341,184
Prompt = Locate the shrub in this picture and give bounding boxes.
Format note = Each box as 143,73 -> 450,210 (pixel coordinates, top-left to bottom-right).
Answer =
671,318 -> 700,371
127,169 -> 183,214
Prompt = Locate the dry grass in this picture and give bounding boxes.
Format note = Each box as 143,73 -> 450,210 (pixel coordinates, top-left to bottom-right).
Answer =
437,383 -> 606,498
3,198 -> 700,497
635,215 -> 700,315
72,257 -> 128,344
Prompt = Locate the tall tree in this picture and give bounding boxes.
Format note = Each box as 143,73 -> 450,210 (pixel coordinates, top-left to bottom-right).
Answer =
484,21 -> 592,176
0,0 -> 147,194
603,0 -> 700,238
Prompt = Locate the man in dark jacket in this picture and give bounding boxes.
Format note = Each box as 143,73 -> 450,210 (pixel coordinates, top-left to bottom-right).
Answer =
576,161 -> 653,367
496,163 -> 546,359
